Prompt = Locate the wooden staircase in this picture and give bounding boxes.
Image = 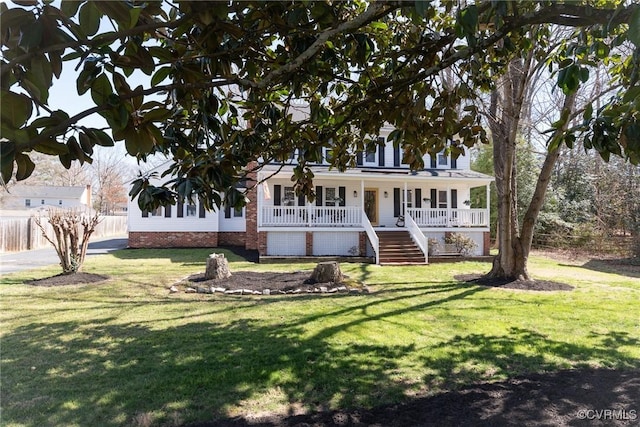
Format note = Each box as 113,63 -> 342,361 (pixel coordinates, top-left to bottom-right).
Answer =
378,231 -> 427,265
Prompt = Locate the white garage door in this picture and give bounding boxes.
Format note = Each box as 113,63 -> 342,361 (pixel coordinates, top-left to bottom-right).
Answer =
266,232 -> 306,256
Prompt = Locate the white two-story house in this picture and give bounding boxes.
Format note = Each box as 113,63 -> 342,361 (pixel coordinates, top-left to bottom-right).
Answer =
128,123 -> 493,264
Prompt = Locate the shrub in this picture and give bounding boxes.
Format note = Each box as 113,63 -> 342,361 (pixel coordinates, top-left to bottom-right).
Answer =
444,233 -> 478,256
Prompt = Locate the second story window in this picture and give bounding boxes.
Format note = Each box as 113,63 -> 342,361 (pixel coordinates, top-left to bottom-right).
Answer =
186,204 -> 197,217
438,152 -> 448,166
25,199 -> 31,207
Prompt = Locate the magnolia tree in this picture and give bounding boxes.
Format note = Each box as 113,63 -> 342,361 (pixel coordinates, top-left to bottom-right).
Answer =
34,208 -> 101,274
1,1 -> 639,279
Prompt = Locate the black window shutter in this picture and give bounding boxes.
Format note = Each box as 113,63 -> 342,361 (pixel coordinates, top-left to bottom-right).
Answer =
164,205 -> 171,218
338,187 -> 346,206
393,188 -> 401,217
199,200 -> 206,218
356,152 -> 363,166
430,155 -> 436,168
225,204 -> 231,218
430,189 -> 437,208
394,146 -> 400,167
274,185 -> 282,206
142,210 -> 149,218
451,189 -> 458,208
451,156 -> 457,169
177,201 -> 184,218
378,145 -> 385,166
315,186 -> 323,206
415,188 -> 422,208
298,193 -> 305,206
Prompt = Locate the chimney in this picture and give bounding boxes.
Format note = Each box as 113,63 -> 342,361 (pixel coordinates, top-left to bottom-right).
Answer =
86,184 -> 92,207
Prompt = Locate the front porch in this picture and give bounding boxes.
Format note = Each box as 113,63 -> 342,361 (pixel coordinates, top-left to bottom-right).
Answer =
259,206 -> 489,229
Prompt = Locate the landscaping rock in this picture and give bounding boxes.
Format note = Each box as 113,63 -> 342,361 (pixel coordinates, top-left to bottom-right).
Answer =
205,253 -> 232,280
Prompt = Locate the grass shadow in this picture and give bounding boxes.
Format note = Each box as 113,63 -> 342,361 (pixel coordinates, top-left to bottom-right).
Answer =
574,258 -> 640,279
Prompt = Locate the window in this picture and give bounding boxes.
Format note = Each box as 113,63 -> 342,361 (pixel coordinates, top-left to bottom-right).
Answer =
438,152 -> 448,166
234,206 -> 243,217
325,187 -> 337,207
25,199 -> 31,207
325,147 -> 334,163
283,186 -> 296,206
151,207 -> 163,216
186,204 -> 197,217
438,190 -> 448,208
365,150 -> 375,163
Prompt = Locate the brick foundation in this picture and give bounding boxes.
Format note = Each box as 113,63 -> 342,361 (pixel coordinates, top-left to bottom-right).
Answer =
483,231 -> 491,256
129,232 -> 219,248
258,231 -> 267,256
245,162 -> 259,250
218,232 -> 247,247
359,232 -> 367,256
306,232 -> 313,256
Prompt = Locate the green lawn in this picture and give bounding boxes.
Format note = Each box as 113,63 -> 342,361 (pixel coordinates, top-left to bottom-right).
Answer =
1,248 -> 639,426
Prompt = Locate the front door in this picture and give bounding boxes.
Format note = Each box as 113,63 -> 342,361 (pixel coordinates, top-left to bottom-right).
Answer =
364,188 -> 379,226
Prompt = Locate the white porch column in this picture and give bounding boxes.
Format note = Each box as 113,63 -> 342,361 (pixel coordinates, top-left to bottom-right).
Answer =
403,182 -> 408,216
257,172 -> 263,228
447,184 -> 451,227
486,183 -> 491,226
361,180 -> 365,210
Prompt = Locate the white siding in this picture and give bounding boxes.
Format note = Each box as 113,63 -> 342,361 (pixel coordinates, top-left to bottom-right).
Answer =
266,232 -> 306,256
128,202 -> 219,232
313,232 -> 359,256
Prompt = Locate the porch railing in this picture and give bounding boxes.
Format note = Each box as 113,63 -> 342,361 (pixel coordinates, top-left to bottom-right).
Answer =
405,214 -> 428,263
260,206 -> 362,227
407,208 -> 489,228
362,210 -> 379,264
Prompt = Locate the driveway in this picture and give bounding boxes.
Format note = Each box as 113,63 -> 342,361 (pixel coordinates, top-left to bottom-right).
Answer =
0,235 -> 128,275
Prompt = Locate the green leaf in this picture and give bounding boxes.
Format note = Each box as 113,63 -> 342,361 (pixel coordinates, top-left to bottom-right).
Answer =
66,135 -> 85,164
128,7 -> 142,29
151,66 -> 171,87
79,2 -> 101,36
414,0 -> 431,18
622,86 -> 640,103
34,138 -> 69,155
60,0 -> 82,18
79,132 -> 94,155
629,7 -> 640,47
15,152 -> 35,181
0,141 -> 16,184
0,90 -> 32,128
90,129 -> 115,147
18,20 -> 43,52
91,73 -> 113,106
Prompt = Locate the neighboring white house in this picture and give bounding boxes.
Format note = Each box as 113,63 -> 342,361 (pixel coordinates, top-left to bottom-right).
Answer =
1,184 -> 92,213
128,123 -> 494,264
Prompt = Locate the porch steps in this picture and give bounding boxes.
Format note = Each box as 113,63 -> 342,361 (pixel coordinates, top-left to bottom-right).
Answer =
378,231 -> 427,265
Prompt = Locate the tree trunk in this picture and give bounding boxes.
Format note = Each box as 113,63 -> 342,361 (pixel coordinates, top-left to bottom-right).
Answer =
205,253 -> 232,279
310,261 -> 343,284
486,55 -> 577,281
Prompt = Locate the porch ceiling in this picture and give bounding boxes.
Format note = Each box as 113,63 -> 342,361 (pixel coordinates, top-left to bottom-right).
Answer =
259,165 -> 494,184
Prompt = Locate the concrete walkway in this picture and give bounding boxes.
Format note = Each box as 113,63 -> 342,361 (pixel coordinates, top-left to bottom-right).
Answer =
0,235 -> 128,275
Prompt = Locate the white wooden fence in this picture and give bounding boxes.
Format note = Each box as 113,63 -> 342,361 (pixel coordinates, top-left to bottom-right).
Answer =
0,216 -> 127,253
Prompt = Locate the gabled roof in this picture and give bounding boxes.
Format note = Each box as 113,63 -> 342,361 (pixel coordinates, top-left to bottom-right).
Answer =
7,185 -> 87,199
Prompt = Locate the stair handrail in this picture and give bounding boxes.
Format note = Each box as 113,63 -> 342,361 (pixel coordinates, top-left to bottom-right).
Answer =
361,211 -> 379,264
405,213 -> 429,263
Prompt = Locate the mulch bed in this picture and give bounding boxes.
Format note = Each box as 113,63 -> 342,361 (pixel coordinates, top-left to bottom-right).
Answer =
188,368 -> 640,427
455,274 -> 575,291
174,271 -> 368,294
25,272 -> 109,287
